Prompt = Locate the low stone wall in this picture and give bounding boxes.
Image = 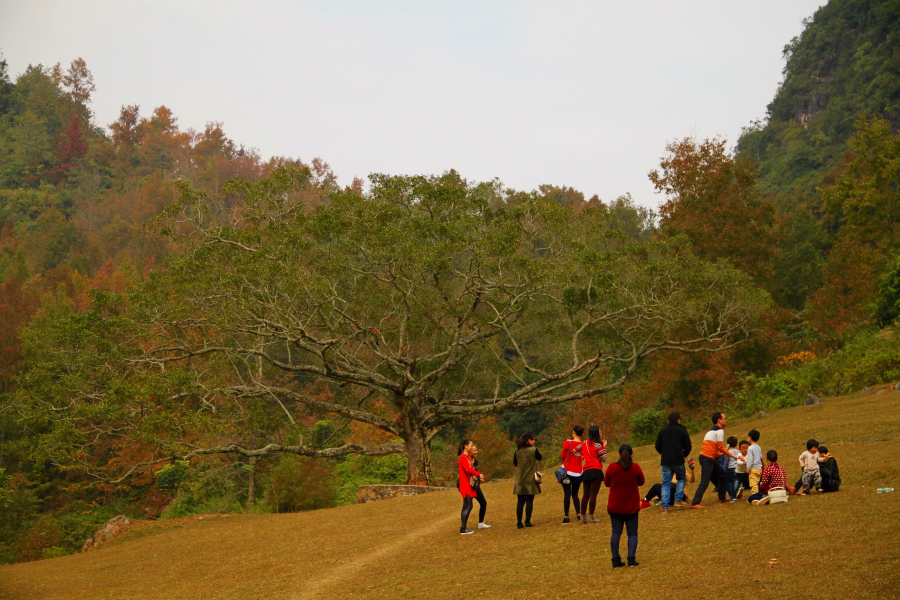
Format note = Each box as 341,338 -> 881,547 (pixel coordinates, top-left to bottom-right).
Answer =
356,484 -> 452,504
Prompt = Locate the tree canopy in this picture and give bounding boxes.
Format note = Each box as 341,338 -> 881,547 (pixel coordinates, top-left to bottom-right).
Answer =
16,168 -> 770,485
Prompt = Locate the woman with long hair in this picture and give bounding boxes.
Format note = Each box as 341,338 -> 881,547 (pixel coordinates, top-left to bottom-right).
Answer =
513,432 -> 542,529
457,439 -> 484,535
603,444 -> 645,567
559,425 -> 585,524
470,445 -> 490,530
580,425 -> 608,523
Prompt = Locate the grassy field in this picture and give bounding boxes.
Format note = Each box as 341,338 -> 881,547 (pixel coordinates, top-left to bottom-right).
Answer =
2,390 -> 899,600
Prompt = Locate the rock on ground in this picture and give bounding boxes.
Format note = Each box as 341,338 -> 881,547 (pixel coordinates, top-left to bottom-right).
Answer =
804,394 -> 822,405
81,515 -> 132,552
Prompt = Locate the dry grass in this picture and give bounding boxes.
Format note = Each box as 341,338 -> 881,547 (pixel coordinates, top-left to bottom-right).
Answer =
2,390 -> 899,600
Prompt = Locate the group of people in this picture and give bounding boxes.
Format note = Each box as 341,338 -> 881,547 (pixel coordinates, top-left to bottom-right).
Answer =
457,425 -> 645,568
456,410 -> 841,569
652,411 -> 841,510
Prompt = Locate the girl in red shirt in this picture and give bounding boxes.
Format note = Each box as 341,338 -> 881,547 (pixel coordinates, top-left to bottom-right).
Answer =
604,444 -> 645,568
580,425 -> 608,523
559,425 -> 585,524
458,440 -> 484,535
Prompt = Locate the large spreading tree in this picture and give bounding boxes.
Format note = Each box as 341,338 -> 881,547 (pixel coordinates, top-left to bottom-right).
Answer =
18,168 -> 769,485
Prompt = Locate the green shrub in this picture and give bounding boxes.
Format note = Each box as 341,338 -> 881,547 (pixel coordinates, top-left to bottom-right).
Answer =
154,461 -> 190,489
41,546 -> 68,559
735,329 -> 900,414
333,454 -> 407,506
629,408 -> 666,446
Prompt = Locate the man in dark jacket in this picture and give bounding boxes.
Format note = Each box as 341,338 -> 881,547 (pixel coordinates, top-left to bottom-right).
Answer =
655,412 -> 692,511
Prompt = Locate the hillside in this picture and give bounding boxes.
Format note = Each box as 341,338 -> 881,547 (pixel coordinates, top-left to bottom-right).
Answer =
737,0 -> 900,204
2,389 -> 898,600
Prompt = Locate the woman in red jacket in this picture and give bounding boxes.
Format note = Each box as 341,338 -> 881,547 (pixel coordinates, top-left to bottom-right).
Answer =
580,425 -> 608,523
458,440 -> 484,535
604,444 -> 644,567
559,425 -> 585,524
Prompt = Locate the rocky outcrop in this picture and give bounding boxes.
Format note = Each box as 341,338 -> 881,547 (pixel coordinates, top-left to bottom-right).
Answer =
356,485 -> 451,504
81,515 -> 132,552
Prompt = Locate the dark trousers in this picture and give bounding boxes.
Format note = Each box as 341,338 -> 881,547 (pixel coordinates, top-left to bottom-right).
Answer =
692,455 -> 728,505
516,494 -> 534,524
461,496 -> 474,531
562,475 -> 582,516
474,487 -> 487,522
609,512 -> 639,559
737,472 -> 750,489
645,482 -> 676,506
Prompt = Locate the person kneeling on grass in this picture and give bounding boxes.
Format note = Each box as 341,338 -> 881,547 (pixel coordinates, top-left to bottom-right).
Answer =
605,444 -> 645,568
747,450 -> 787,506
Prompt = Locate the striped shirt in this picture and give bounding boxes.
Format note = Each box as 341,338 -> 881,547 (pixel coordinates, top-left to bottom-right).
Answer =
699,426 -> 728,460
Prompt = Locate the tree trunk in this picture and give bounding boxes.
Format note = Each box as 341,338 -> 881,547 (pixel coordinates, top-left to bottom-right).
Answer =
247,456 -> 256,505
404,430 -> 435,486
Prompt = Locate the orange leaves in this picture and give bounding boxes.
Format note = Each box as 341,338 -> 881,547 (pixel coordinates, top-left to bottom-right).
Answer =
806,239 -> 879,350
651,136 -> 776,285
777,351 -> 817,366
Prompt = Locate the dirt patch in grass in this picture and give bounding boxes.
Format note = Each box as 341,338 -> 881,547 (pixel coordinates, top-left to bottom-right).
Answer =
2,391 -> 899,600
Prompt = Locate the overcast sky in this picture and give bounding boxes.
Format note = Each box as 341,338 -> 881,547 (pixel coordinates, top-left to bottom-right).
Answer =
1,0 -> 823,206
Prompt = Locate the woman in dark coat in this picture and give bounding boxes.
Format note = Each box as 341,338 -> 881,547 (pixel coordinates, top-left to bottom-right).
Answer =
513,432 -> 542,529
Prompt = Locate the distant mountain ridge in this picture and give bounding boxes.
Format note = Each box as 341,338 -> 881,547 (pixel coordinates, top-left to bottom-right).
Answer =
737,0 -> 900,206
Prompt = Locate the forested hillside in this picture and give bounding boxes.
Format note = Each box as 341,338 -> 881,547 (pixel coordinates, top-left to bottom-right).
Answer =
2,0 -> 900,565
736,0 -> 900,307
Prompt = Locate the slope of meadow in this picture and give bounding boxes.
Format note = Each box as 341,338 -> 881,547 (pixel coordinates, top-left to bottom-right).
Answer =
1,390 -> 899,600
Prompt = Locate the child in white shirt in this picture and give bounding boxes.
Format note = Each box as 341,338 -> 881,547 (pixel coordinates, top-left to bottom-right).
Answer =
798,438 -> 823,495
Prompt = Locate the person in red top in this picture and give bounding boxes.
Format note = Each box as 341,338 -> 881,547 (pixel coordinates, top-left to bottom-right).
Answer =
747,449 -> 787,506
580,425 -> 608,523
604,444 -> 645,568
457,440 -> 484,535
559,425 -> 585,524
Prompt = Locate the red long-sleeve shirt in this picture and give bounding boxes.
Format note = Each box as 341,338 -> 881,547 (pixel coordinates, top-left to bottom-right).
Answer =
604,462 -> 645,515
560,440 -> 584,475
582,442 -> 607,471
458,454 -> 482,499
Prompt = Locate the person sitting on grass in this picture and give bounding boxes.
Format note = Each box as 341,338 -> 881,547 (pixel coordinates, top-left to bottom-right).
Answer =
794,445 -> 841,493
817,446 -> 841,492
747,449 -> 787,506
798,439 -> 823,495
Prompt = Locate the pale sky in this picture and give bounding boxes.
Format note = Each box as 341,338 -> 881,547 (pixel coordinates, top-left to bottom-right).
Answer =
1,1 -> 823,207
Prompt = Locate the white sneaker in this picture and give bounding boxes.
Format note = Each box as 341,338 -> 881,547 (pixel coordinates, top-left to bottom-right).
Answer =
460,528 -> 474,535
478,523 -> 491,529
756,496 -> 769,506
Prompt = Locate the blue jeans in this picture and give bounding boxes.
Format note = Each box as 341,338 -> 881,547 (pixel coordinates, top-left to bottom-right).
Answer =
726,468 -> 739,500
660,464 -> 686,509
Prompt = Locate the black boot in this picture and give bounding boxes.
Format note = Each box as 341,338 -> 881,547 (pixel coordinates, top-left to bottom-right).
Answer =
627,557 -> 639,567
611,557 -> 624,568
517,522 -> 525,529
